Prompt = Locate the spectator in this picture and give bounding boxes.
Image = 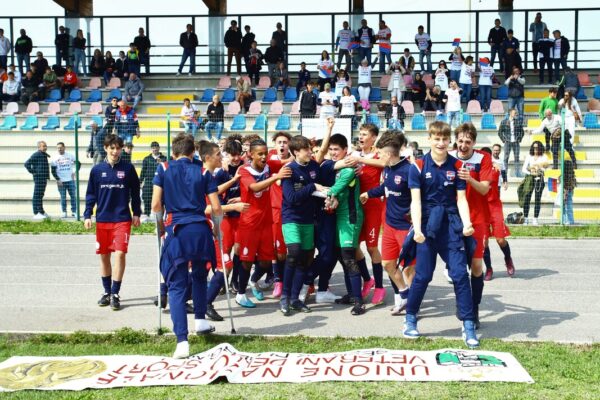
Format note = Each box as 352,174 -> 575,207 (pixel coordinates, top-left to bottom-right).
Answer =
488,19 -> 507,71
105,97 -> 119,133
86,121 -> 105,164
103,50 -> 116,84
448,46 -> 464,83
414,25 -> 432,73
503,47 -> 522,79
121,143 -> 134,164
246,40 -> 263,86
410,72 -> 426,108
296,61 -> 310,96
271,22 -> 287,65
498,108 -> 525,176
273,61 -> 289,94
177,24 -> 198,76
434,60 -> 449,96
205,94 -> 224,141
126,43 -> 141,76
533,109 -> 575,169
2,72 -> 20,102
443,80 -> 462,127
521,141 -> 549,225
356,58 -> 373,112
20,70 -> 41,105
54,26 -> 69,68
123,72 -> 144,109
224,20 -> 242,76
14,29 -> 33,76
60,65 -> 78,99
72,29 -> 87,76
139,141 -> 166,221
557,67 -> 579,100
387,61 -> 406,102
529,12 -> 547,72
339,86 -> 357,122
356,19 -> 374,67
561,160 -> 576,225
23,140 -> 50,220
42,66 -> 59,98
333,68 -> 350,99
0,28 -> 11,70
537,29 -> 554,84
299,81 -> 318,118
478,57 -> 495,112
51,142 -> 78,218
505,66 -> 525,120
491,144 -> 508,197
558,90 -> 581,164
115,51 -> 127,78
264,39 -> 283,86
376,20 -> 392,73
8,64 -> 21,83
316,50 -> 334,91
236,75 -> 252,112
503,29 -> 520,52
385,95 -> 405,131
335,21 -> 354,71
551,30 -> 570,83
399,48 -> 415,76
241,25 -> 255,70
318,82 -> 338,119
89,49 -> 106,77
423,85 -> 443,112
538,87 -> 558,119
459,56 -> 475,103
115,100 -> 140,144
133,27 -> 151,75
181,97 -> 201,137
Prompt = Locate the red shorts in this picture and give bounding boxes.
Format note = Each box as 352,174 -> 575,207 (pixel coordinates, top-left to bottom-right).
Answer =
95,221 -> 132,254
359,200 -> 384,247
221,216 -> 239,253
235,227 -> 275,262
381,223 -> 410,261
489,205 -> 511,238
471,223 -> 489,259
272,220 -> 287,255
208,238 -> 233,271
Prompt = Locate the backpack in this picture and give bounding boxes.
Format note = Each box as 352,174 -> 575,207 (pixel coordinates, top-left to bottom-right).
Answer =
506,212 -> 524,224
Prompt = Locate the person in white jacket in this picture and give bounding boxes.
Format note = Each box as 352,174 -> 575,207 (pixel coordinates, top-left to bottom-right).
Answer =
0,28 -> 11,70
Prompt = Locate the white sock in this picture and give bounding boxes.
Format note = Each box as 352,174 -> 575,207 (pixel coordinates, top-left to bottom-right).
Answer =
195,318 -> 212,332
394,294 -> 401,307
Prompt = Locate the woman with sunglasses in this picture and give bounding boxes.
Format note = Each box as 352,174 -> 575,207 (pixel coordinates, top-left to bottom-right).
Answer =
521,140 -> 549,225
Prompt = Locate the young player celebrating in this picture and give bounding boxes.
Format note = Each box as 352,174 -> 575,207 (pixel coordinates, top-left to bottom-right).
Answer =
450,123 -> 493,329
359,131 -> 412,315
151,134 -> 221,359
404,121 -> 479,348
235,139 -> 292,308
84,134 -> 141,311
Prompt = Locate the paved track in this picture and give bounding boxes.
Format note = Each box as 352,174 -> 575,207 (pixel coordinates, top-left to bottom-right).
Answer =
1,234 -> 598,343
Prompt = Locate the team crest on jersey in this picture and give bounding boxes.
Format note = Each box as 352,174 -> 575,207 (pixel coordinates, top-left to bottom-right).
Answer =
394,175 -> 402,185
117,171 -> 125,179
309,170 -> 317,180
425,172 -> 432,179
464,163 -> 475,172
446,171 -> 456,181
243,247 -> 249,256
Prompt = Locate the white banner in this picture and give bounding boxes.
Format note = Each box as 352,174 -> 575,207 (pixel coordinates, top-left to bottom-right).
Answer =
301,117 -> 352,144
0,344 -> 533,391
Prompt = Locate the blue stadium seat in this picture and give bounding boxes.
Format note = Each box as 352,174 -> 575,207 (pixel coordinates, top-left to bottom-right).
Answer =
251,88 -> 257,101
85,115 -> 104,129
20,116 -> 39,130
366,114 -> 381,128
283,88 -> 297,102
64,116 -> 82,130
201,88 -> 215,102
252,114 -> 267,130
221,88 -> 236,102
42,116 -> 60,130
351,87 -> 359,99
481,113 -> 497,130
575,87 -> 587,100
86,89 -> 102,102
461,113 -> 472,123
435,113 -> 447,122
44,89 -> 62,102
594,85 -> 600,100
230,115 -> 246,131
496,86 -> 508,100
411,114 -> 426,130
0,116 -> 17,130
369,87 -> 382,102
275,115 -> 291,131
105,88 -> 121,102
66,89 -> 82,102
583,113 -> 600,129
262,88 -> 277,102
312,88 -> 320,97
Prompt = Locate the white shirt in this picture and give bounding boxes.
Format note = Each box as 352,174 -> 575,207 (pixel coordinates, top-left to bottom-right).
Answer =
445,88 -> 461,112
558,98 -> 581,121
339,95 -> 356,115
9,69 -> 21,83
449,54 -> 462,71
319,91 -> 337,117
553,38 -> 562,59
360,28 -> 371,47
51,152 -> 76,182
180,104 -> 198,119
415,33 -> 430,50
478,65 -> 494,86
2,79 -> 20,95
377,27 -> 391,45
522,154 -> 549,176
493,156 -> 506,185
509,118 -> 516,142
357,65 -> 372,85
459,64 -> 475,85
391,70 -> 402,90
534,114 -> 562,134
434,70 -> 448,91
317,59 -> 334,79
337,29 -> 354,50
0,36 -> 11,56
334,78 -> 348,97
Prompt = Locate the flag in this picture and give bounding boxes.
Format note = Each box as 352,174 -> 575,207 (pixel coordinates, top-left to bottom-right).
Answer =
379,42 -> 392,55
548,177 -> 558,193
349,40 -> 361,50
479,57 -> 490,67
452,38 -> 461,47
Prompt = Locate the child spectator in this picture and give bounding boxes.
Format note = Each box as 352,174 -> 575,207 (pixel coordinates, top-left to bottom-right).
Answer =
296,61 -> 310,96
459,56 -> 475,103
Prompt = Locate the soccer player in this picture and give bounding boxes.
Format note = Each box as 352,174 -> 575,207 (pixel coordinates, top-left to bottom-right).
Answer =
240,133 -> 261,163
152,134 -> 221,359
359,131 -> 411,315
403,121 -> 479,348
327,134 -> 366,316
450,123 -> 493,329
279,135 -> 327,315
480,146 -> 515,281
235,139 -> 291,308
84,134 -> 141,311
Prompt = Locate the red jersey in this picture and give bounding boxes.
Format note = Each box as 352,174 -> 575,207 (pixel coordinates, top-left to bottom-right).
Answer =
354,151 -> 383,193
267,149 -> 286,211
239,164 -> 273,228
64,72 -> 78,85
450,149 -> 494,226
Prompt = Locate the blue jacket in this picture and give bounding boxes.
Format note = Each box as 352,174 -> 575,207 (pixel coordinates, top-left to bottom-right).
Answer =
398,228 -> 476,268
282,160 -> 319,224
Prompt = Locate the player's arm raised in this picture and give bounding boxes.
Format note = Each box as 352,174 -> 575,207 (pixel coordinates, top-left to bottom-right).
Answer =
315,117 -> 335,164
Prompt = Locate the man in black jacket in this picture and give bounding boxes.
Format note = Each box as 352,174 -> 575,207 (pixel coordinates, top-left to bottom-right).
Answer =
139,141 -> 166,220
537,29 -> 554,84
498,108 -> 525,177
272,22 -> 287,66
20,70 -> 41,105
488,19 -> 507,72
133,27 -> 151,75
54,26 -> 69,68
552,30 -> 570,83
15,29 -> 33,76
356,19 -> 375,66
241,25 -> 255,70
264,39 -> 284,85
24,140 -> 50,220
299,81 -> 318,119
224,20 -> 242,76
177,24 -> 198,76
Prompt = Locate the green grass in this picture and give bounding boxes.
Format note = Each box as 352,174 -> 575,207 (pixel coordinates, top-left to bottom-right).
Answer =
1,329 -> 599,399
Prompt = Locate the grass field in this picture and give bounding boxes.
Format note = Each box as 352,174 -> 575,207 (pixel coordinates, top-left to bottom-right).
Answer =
1,330 -> 599,400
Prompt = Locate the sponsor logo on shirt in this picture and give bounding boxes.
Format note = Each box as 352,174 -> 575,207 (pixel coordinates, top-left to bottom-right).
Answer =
101,172 -> 107,177
463,163 -> 475,172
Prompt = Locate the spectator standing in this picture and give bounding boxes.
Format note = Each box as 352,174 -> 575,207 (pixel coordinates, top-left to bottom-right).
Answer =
385,95 -> 405,131
387,61 -> 406,102
139,141 -> 166,221
318,82 -> 338,119
123,72 -> 144,109
537,29 -> 554,84
561,160 -> 576,225
181,97 -> 201,137
376,20 -> 392,73
316,50 -> 334,91
521,141 -> 548,225
299,81 -> 318,118
538,87 -> 558,119
558,91 -> 581,165
356,58 -> 373,112
443,80 -> 462,127
86,122 -> 104,164
399,48 -> 415,76
533,109 -> 575,169
236,75 -> 252,112
487,19 -> 507,72
105,97 -> 119,133
205,95 -> 224,141
335,21 -> 354,71
356,19 -> 375,67
72,29 -> 87,76
529,13 -> 547,72
410,72 -> 426,108
551,30 -> 570,83
264,39 -> 283,86
224,20 -> 243,76
89,49 -> 106,77
503,47 -> 522,79
273,61 -> 289,94
505,67 -> 525,120
241,25 -> 255,69
60,65 -> 78,99
414,25 -> 432,73
133,27 -> 151,75
0,29 -> 11,70
54,26 -> 69,68
51,142 -> 78,218
296,61 -> 310,96
246,41 -> 263,86
2,72 -> 20,102
498,108 -> 525,176
459,56 -> 475,103
115,100 -> 140,144
177,24 -> 198,76
503,29 -> 520,52
103,51 -> 116,84
126,43 -> 141,76
14,29 -> 33,76
20,70 -> 41,105
478,58 -> 495,112
448,46 -> 464,83
24,140 -> 50,220
272,22 -> 287,65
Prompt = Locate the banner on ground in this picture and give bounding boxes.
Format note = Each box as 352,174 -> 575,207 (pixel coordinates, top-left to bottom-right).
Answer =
0,343 -> 533,391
